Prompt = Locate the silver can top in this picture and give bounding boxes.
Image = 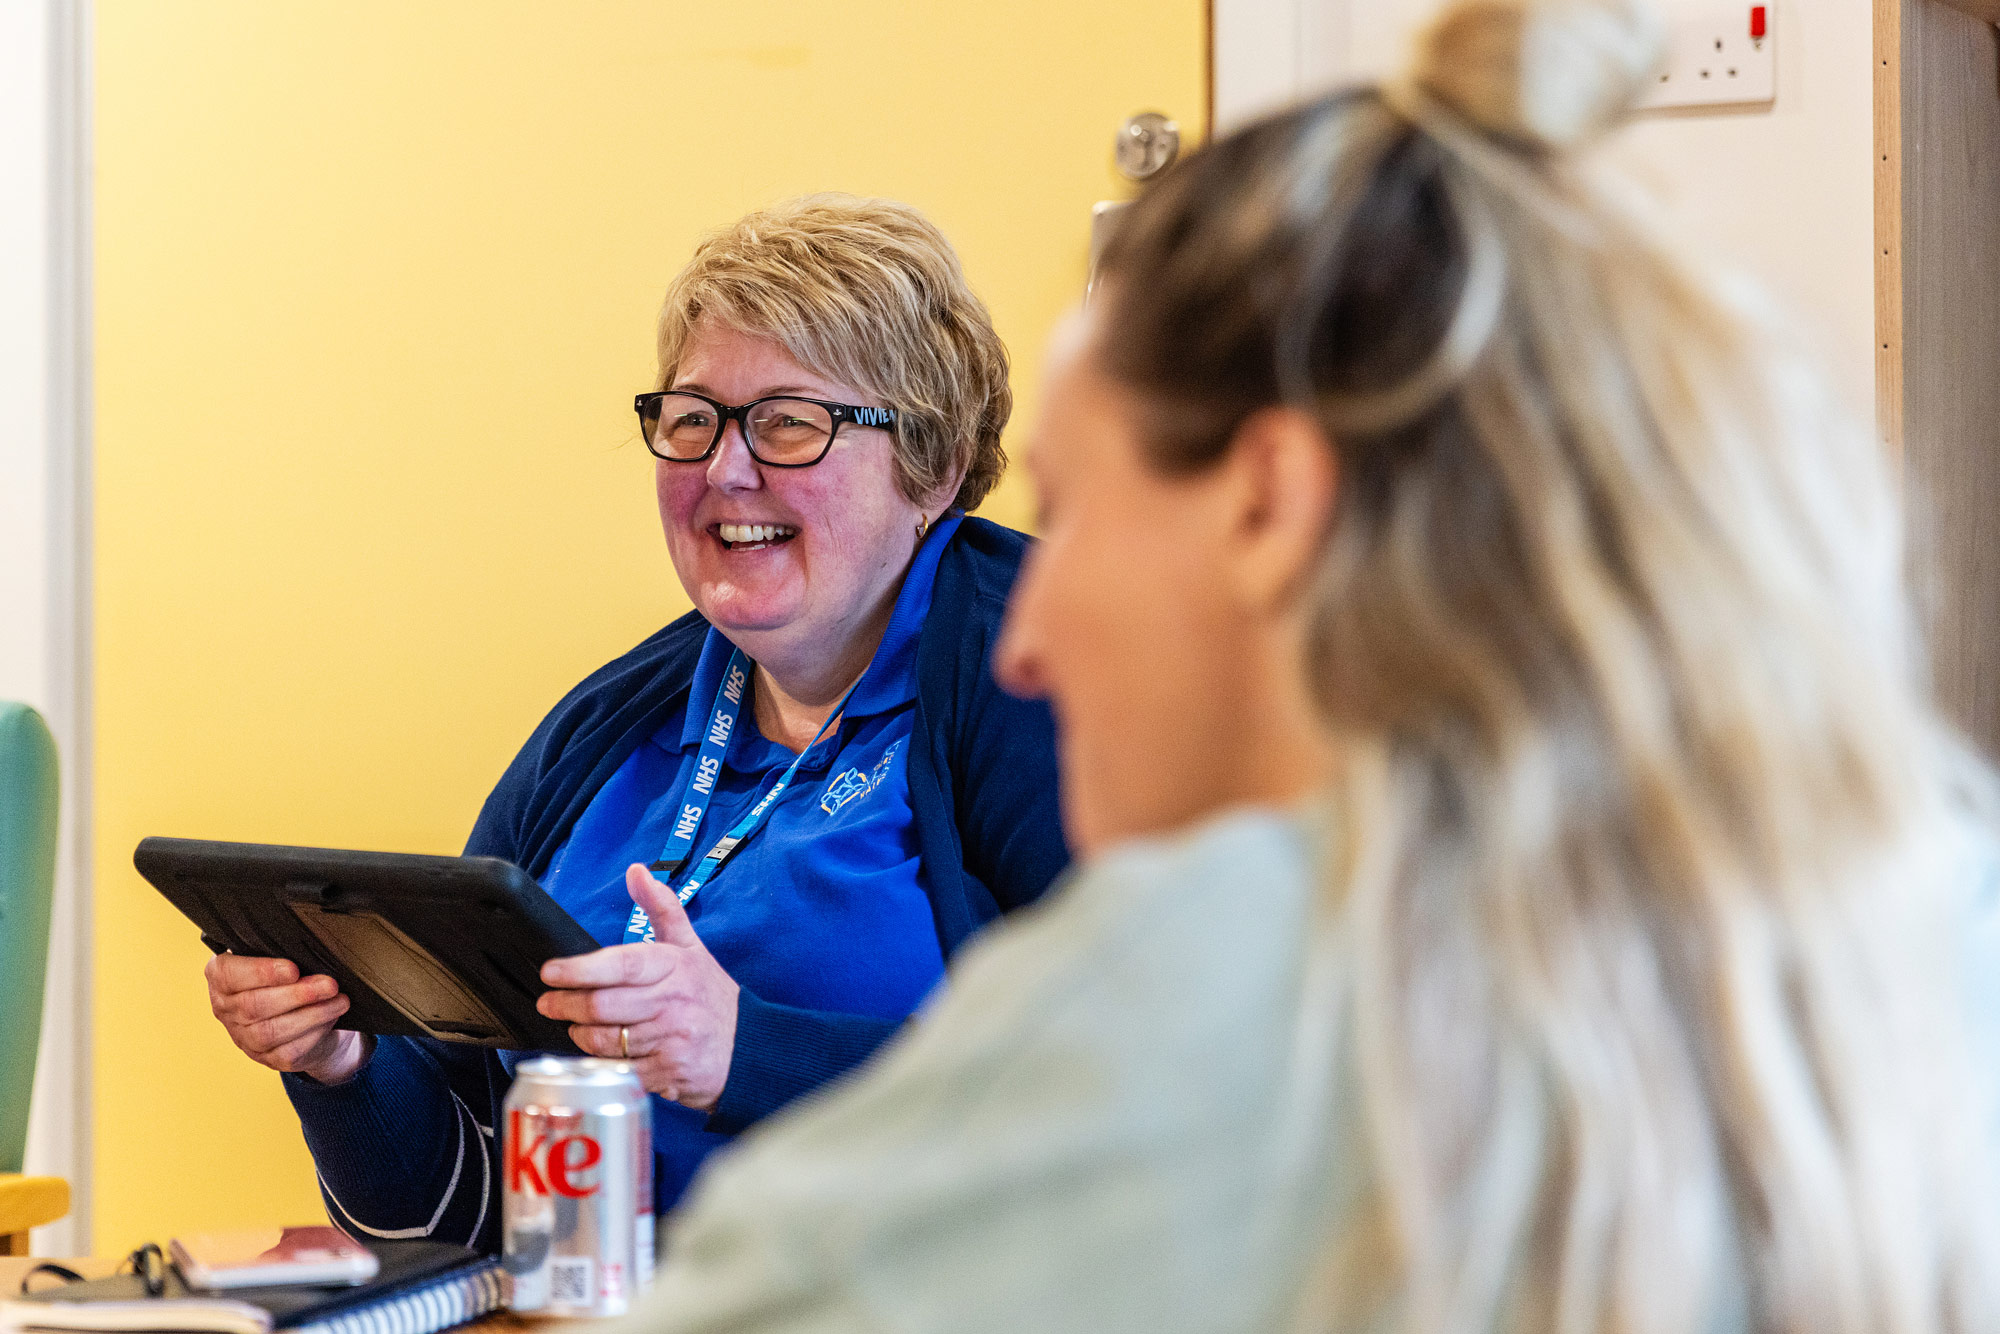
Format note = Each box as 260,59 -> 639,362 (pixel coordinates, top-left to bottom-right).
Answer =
512,1055 -> 642,1091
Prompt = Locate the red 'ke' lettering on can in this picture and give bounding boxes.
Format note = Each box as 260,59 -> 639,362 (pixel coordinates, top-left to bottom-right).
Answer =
506,1109 -> 605,1200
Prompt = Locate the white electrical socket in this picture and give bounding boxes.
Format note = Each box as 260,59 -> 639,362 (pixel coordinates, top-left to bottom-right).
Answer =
1633,4 -> 1776,111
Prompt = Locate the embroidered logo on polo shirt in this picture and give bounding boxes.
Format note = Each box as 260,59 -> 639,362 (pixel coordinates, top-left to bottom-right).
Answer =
821,741 -> 903,816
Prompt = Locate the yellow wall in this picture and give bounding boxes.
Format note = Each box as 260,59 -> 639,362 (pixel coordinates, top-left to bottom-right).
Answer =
93,1 -> 1204,1251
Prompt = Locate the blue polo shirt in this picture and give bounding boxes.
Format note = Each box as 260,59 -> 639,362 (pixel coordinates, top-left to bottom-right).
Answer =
537,515 -> 961,1209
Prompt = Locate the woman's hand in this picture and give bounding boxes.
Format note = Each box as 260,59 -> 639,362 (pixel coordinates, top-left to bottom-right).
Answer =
205,953 -> 373,1084
538,864 -> 741,1111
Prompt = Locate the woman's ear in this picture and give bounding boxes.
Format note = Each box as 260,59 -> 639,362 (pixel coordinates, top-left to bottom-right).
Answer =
1216,407 -> 1339,614
921,461 -> 972,524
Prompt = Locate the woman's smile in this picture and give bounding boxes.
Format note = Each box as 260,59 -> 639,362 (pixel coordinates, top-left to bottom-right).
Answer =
711,521 -> 800,551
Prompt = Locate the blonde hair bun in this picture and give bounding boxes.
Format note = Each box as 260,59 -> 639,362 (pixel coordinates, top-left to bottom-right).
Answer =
1405,0 -> 1665,150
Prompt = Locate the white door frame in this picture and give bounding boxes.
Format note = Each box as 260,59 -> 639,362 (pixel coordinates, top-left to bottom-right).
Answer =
2,0 -> 94,1255
1212,0 -> 1352,131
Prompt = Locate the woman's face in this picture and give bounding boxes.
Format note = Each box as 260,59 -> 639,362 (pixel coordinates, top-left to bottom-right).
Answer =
997,310 -> 1290,857
657,322 -> 926,673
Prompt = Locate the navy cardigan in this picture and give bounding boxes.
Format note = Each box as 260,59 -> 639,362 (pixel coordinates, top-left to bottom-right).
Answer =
286,517 -> 1069,1250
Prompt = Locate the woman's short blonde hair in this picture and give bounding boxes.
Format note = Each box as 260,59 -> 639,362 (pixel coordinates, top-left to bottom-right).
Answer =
654,194 -> 1011,513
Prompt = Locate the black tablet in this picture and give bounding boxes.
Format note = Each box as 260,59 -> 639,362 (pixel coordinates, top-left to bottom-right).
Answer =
136,837 -> 597,1053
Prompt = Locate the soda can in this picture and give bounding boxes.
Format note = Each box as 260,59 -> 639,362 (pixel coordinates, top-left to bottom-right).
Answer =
503,1057 -> 655,1317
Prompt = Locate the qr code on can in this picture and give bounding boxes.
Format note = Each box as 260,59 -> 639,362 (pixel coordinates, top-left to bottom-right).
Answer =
550,1257 -> 594,1307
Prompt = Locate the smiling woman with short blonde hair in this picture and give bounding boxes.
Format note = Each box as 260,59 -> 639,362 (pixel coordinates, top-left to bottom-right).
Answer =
656,194 -> 1012,513
202,194 -> 1069,1246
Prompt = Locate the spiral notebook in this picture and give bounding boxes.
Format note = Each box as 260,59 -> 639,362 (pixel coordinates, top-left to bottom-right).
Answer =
2,1241 -> 504,1334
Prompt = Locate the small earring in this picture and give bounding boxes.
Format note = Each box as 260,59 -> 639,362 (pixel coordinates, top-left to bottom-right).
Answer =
915,513 -> 929,539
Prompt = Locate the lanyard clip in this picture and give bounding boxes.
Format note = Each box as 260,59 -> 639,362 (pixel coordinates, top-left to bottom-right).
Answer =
647,857 -> 683,878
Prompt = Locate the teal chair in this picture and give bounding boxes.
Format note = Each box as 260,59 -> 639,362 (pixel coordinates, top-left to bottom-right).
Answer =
0,702 -> 67,1254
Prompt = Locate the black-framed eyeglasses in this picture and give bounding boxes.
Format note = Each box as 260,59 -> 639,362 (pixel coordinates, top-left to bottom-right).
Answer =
634,391 -> 899,468
18,1243 -> 167,1297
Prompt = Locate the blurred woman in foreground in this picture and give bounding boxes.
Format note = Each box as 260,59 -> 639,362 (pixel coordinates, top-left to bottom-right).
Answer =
630,0 -> 2000,1328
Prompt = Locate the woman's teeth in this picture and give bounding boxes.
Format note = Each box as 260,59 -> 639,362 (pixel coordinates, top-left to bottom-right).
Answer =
718,522 -> 798,546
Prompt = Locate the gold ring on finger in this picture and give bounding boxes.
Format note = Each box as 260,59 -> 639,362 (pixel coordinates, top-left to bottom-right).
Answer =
619,1025 -> 630,1060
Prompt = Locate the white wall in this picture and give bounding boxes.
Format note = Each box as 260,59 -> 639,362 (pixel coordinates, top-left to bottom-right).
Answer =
1216,0 -> 1877,420
1,6 -> 56,696
1,0 -> 92,1256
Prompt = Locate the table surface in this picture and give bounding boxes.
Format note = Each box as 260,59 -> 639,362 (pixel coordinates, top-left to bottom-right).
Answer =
0,1256 -> 538,1331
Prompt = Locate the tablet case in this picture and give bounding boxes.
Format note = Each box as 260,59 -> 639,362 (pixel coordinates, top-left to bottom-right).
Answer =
135,838 -> 596,1052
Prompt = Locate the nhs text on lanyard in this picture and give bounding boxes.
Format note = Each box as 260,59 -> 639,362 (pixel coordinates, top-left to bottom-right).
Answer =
624,647 -> 853,944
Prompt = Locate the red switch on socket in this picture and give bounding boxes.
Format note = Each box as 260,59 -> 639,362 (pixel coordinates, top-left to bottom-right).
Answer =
1750,5 -> 1768,40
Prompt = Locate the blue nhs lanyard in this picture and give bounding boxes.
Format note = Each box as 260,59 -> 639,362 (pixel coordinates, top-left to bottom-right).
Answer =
623,647 -> 855,944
